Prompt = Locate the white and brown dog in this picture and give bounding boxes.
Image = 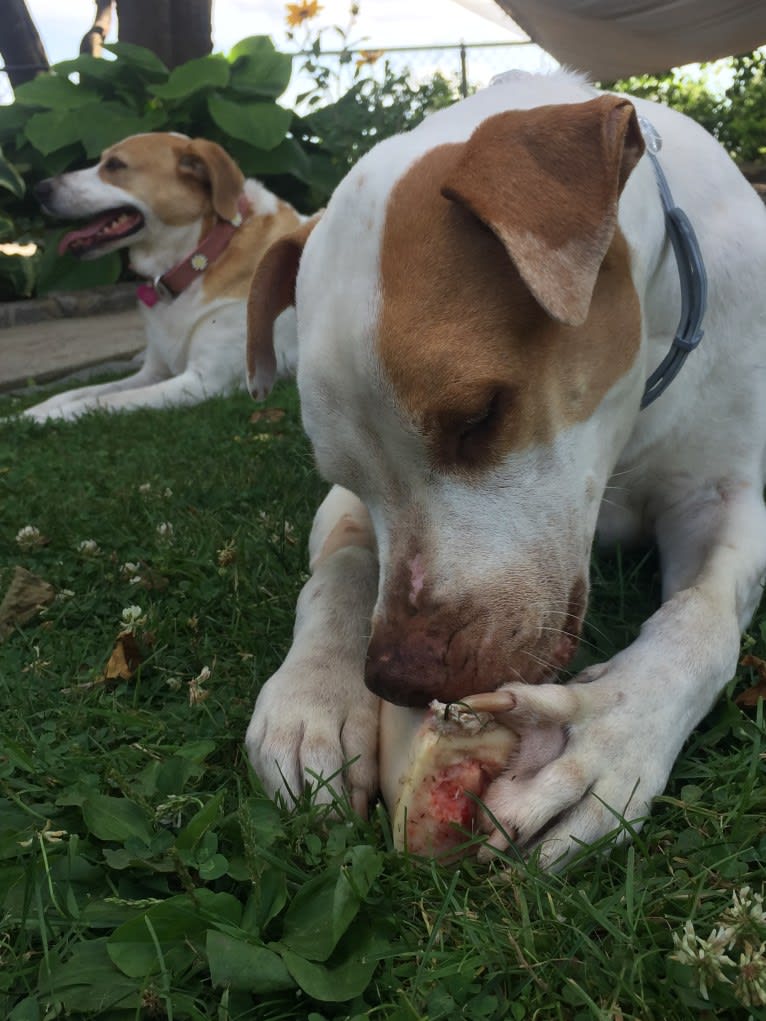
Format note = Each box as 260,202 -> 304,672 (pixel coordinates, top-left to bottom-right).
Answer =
26,133 -> 302,423
244,70 -> 766,867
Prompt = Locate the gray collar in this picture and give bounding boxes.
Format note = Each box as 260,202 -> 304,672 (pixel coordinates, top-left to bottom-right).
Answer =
637,115 -> 708,408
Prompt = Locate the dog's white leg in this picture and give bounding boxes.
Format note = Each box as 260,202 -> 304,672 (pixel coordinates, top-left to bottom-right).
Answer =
21,349 -> 168,423
22,365 -> 228,421
475,480 -> 766,869
245,486 -> 380,815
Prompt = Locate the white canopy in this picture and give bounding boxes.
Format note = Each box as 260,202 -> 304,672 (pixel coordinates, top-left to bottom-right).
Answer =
489,0 -> 766,79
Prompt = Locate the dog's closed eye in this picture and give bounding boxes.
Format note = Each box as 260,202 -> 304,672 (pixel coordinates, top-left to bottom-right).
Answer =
103,156 -> 127,172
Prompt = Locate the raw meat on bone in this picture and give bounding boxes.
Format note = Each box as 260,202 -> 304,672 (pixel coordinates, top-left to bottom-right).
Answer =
379,698 -> 518,858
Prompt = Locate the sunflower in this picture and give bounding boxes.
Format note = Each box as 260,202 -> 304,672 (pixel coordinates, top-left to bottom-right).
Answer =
356,49 -> 384,68
285,1 -> 323,27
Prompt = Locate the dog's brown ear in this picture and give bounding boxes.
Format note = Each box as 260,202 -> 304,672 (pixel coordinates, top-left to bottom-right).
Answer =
247,213 -> 322,401
179,139 -> 245,221
441,95 -> 645,327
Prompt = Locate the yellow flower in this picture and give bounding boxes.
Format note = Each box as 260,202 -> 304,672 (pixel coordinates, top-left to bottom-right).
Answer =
285,1 -> 322,27
356,49 -> 384,68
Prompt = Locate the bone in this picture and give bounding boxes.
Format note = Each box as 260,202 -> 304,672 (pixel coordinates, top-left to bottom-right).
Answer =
378,697 -> 518,858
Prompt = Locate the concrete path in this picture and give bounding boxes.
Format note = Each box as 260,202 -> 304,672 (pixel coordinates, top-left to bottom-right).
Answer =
0,305 -> 144,393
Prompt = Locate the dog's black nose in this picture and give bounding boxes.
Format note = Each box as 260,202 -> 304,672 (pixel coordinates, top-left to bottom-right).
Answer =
34,179 -> 54,206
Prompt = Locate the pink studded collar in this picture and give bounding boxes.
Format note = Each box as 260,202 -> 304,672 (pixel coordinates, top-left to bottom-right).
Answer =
135,194 -> 251,308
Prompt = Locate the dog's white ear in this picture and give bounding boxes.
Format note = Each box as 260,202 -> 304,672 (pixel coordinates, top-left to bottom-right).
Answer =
178,139 -> 245,221
441,95 -> 645,327
246,213 -> 322,400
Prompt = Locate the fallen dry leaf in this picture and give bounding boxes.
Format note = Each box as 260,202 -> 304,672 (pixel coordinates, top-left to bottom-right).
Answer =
101,630 -> 144,682
249,408 -> 286,424
735,653 -> 766,706
0,566 -> 56,641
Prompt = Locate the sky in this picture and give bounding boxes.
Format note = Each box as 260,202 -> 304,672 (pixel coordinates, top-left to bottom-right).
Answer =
3,1 -> 554,105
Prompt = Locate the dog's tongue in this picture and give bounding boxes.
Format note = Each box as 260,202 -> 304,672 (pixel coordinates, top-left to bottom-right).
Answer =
58,209 -> 141,256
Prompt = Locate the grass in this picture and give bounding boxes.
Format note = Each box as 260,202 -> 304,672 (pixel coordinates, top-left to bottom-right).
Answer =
0,379 -> 765,1021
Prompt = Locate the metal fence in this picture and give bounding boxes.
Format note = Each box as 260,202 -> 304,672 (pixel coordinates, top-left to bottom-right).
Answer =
285,40 -> 554,108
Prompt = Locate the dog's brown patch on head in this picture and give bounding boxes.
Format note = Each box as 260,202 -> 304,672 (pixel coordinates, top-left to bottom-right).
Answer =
98,134 -> 246,228
378,97 -> 644,473
98,134 -> 209,226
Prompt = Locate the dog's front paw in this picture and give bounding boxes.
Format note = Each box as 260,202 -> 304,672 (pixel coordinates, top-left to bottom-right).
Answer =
21,402 -> 77,424
472,665 -> 678,868
20,406 -> 51,425
245,660 -> 380,817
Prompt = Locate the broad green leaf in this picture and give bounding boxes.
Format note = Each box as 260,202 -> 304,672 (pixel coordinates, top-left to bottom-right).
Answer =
280,917 -> 382,1002
1,737 -> 36,772
13,74 -> 98,110
25,100 -> 159,158
227,136 -> 312,182
54,54 -> 121,83
33,143 -> 83,177
228,38 -> 293,98
175,789 -> 223,851
24,110 -> 86,156
79,107 -> 167,158
207,95 -> 291,151
228,35 -> 280,62
141,753 -> 200,797
0,213 -> 15,242
281,870 -> 359,962
35,235 -> 122,296
0,800 -> 35,860
240,796 -> 284,849
37,939 -> 142,1013
206,930 -> 294,993
174,738 -> 217,761
344,844 -> 384,897
0,103 -> 28,143
251,865 -> 288,931
0,146 -> 24,198
81,901 -> 144,929
104,42 -> 169,78
280,845 -> 382,962
81,794 -> 153,844
8,995 -> 40,1021
197,853 -> 228,879
149,55 -> 229,100
108,889 -> 242,978
0,251 -> 36,300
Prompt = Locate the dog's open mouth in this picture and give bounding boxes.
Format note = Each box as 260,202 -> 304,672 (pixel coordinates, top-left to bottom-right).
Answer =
58,207 -> 145,257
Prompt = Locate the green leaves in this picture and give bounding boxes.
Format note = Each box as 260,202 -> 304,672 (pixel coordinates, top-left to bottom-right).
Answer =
229,36 -> 293,98
107,890 -> 242,977
0,146 -> 24,198
206,931 -> 294,993
207,94 -> 292,150
149,54 -> 230,100
0,251 -> 36,300
81,794 -> 154,843
0,32 -> 306,301
95,841 -> 387,1002
281,845 -> 383,961
104,41 -> 169,78
281,917 -> 383,1002
37,939 -> 142,1013
13,75 -> 95,111
34,234 -> 122,296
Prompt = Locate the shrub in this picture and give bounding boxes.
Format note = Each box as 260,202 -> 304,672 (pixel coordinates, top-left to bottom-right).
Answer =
0,37 -> 305,299
606,48 -> 766,163
0,32 -> 460,302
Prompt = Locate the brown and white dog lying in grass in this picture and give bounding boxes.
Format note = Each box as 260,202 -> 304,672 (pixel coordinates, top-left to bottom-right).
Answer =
244,69 -> 766,867
26,132 -> 302,423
